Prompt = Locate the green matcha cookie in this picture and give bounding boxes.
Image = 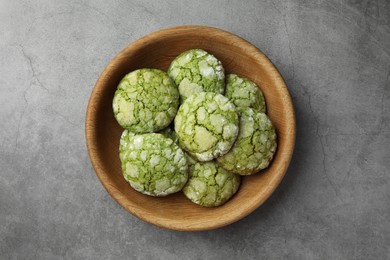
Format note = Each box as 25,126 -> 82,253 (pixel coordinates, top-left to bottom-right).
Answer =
113,69 -> 179,133
217,108 -> 277,175
225,74 -> 266,113
119,131 -> 188,196
168,49 -> 225,101
183,161 -> 240,207
174,92 -> 239,162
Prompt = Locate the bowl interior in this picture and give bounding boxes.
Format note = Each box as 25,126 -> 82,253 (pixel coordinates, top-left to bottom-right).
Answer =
86,26 -> 295,231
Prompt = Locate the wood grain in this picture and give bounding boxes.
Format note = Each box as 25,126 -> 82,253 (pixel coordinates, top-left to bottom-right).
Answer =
85,26 -> 296,231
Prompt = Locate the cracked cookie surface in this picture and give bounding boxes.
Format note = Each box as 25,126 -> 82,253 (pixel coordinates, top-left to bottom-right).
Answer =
217,108 -> 277,175
183,160 -> 240,207
158,126 -> 179,144
113,68 -> 179,133
168,49 -> 225,101
119,131 -> 188,196
225,74 -> 266,113
174,92 -> 239,162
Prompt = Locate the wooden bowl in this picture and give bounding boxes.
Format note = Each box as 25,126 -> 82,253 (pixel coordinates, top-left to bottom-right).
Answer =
85,26 -> 296,231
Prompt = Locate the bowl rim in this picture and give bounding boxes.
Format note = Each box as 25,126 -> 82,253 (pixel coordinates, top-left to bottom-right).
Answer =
85,25 -> 296,231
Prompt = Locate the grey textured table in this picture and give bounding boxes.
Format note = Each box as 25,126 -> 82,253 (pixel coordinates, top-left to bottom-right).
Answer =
1,0 -> 389,259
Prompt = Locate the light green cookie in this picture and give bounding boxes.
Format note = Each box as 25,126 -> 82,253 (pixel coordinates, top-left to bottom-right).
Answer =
168,49 -> 225,101
217,108 -> 277,175
113,68 -> 179,133
183,161 -> 240,207
174,92 -> 239,162
225,74 -> 266,113
119,131 -> 188,196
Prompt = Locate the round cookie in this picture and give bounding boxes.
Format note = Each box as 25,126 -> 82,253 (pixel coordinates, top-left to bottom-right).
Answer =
113,68 -> 179,133
119,131 -> 188,196
183,161 -> 240,207
217,108 -> 277,175
225,74 -> 266,113
174,92 -> 239,162
168,49 -> 225,101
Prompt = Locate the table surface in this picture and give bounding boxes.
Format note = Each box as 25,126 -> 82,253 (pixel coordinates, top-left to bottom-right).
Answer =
1,0 -> 389,259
